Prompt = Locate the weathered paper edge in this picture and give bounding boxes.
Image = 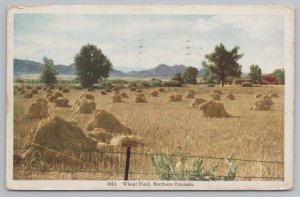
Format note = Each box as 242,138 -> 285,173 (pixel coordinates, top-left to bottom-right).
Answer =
6,5 -> 295,191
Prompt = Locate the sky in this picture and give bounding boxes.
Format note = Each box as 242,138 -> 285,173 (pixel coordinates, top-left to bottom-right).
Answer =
14,14 -> 284,73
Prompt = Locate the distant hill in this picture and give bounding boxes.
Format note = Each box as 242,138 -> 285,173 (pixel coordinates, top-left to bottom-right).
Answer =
13,58 -> 205,78
14,59 -> 75,75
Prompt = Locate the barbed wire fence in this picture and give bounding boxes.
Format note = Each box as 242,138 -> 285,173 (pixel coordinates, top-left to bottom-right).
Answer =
13,136 -> 284,181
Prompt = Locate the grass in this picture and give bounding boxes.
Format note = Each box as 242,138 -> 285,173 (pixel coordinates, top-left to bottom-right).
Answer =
13,84 -> 284,180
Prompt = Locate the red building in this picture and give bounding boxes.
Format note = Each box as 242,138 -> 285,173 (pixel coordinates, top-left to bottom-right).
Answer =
262,74 -> 279,85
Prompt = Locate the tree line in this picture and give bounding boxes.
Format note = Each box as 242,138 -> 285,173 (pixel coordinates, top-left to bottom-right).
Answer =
39,43 -> 285,87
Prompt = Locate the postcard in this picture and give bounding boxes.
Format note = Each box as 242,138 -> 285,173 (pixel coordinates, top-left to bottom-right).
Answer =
6,5 -> 294,190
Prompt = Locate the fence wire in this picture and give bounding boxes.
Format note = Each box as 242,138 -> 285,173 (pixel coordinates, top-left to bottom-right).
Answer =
13,136 -> 284,181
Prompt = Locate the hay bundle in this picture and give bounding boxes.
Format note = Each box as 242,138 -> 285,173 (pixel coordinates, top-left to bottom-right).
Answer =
23,98 -> 48,119
210,93 -> 221,100
225,92 -> 235,100
95,142 -> 116,152
24,93 -> 33,98
25,85 -> 32,90
86,128 -> 113,144
62,88 -> 70,93
136,89 -> 143,93
250,95 -> 274,110
55,97 -> 71,107
79,93 -> 94,100
19,116 -> 97,165
112,87 -> 120,91
105,88 -> 112,93
87,87 -> 94,91
74,99 -> 96,114
212,90 -> 223,95
120,92 -> 128,98
111,135 -> 143,147
112,95 -> 123,103
74,86 -> 83,90
20,90 -> 26,95
58,86 -> 64,91
199,101 -> 231,118
35,86 -> 42,90
190,98 -> 206,107
187,89 -> 196,95
167,95 -> 182,102
135,96 -> 147,103
46,93 -> 52,98
268,92 -> 279,98
31,89 -> 38,94
130,87 -> 136,92
86,109 -> 132,135
113,91 -> 119,95
54,91 -> 64,98
17,87 -> 24,92
48,95 -> 57,102
136,93 -> 145,97
185,90 -> 195,99
100,91 -> 107,95
149,90 -> 159,97
48,85 -> 54,89
253,93 -> 263,99
158,88 -> 167,93
46,89 -> 53,94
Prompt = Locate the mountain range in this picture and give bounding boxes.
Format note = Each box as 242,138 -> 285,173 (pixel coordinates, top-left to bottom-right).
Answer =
13,58 -> 205,78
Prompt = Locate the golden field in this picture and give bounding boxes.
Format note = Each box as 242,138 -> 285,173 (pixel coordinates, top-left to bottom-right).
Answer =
13,84 -> 284,180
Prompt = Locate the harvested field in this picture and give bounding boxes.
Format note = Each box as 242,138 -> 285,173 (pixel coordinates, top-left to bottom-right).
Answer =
13,84 -> 284,181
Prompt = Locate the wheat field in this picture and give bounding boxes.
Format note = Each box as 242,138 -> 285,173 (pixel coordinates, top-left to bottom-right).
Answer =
13,84 -> 284,180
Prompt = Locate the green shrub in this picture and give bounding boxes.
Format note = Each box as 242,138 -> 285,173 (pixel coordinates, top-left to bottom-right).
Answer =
162,80 -> 182,87
127,80 -> 150,88
98,80 -> 114,89
151,149 -> 236,181
110,79 -> 128,85
149,78 -> 163,87
242,82 -> 253,87
207,83 -> 215,87
14,78 -> 25,83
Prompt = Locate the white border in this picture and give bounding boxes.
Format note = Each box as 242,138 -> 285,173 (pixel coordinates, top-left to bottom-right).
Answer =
6,5 -> 295,190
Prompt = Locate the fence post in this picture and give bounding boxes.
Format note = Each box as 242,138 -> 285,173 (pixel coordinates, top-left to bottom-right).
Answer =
124,146 -> 131,180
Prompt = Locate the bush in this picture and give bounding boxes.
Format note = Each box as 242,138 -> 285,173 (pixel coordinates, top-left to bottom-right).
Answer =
98,80 -> 114,89
207,83 -> 215,87
149,78 -> 163,87
128,80 -> 150,88
151,149 -> 237,181
14,78 -> 25,83
109,79 -> 128,85
242,82 -> 253,87
162,80 -> 182,87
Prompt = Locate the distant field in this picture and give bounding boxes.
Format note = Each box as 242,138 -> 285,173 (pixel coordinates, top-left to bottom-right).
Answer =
14,74 -> 76,80
14,74 -> 200,81
13,84 -> 284,180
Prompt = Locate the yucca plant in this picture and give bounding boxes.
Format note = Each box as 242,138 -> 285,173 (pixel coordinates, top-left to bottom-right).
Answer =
151,149 -> 237,181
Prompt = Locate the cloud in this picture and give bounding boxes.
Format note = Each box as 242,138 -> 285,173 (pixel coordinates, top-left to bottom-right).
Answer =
205,15 -> 283,41
14,14 -> 284,73
193,18 -> 220,32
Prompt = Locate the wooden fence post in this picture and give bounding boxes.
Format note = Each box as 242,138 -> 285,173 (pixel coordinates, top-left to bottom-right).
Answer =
124,146 -> 131,180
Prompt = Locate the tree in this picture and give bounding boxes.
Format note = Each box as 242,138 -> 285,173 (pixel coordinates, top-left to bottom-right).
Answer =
74,44 -> 112,88
203,70 -> 219,85
248,65 -> 262,83
172,72 -> 184,85
39,57 -> 58,85
202,43 -> 243,87
273,68 -> 285,85
183,66 -> 198,84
